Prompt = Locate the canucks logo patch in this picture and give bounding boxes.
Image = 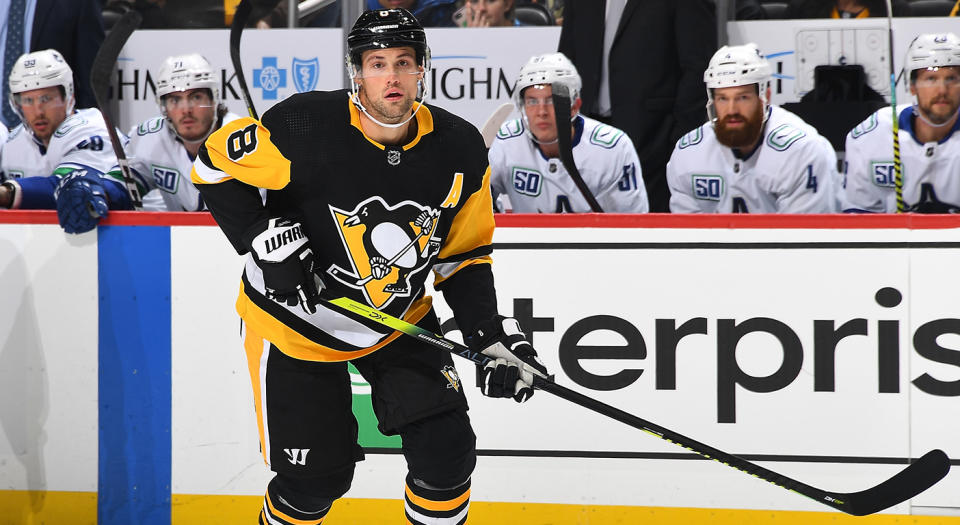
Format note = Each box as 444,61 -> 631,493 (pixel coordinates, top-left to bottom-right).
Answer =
766,124 -> 805,151
137,117 -> 164,136
851,113 -> 879,139
53,114 -> 87,138
497,119 -> 524,140
692,174 -> 723,201
678,127 -> 703,149
327,196 -> 441,309
589,124 -> 623,148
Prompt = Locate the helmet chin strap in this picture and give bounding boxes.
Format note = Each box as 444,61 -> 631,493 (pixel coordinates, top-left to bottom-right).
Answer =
350,77 -> 427,130
913,102 -> 960,129
522,110 -> 577,145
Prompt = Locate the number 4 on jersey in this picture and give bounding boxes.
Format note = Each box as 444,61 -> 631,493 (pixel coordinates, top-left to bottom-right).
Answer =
805,164 -> 817,193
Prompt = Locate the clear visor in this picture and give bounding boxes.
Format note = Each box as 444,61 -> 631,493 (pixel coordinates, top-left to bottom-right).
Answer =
13,92 -> 66,110
913,68 -> 960,88
356,59 -> 423,79
161,91 -> 215,111
522,85 -> 555,107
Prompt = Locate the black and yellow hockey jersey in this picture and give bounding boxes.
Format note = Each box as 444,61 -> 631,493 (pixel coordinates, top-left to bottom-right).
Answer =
191,90 -> 497,362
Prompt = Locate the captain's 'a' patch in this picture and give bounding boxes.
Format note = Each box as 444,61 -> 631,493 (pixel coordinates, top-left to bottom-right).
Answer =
327,196 -> 442,309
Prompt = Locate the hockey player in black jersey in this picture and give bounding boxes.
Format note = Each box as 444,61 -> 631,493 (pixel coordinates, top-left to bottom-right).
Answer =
190,8 -> 549,525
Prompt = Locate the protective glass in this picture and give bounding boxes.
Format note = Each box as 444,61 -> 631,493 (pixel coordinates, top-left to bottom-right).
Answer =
162,91 -> 215,110
13,92 -> 65,109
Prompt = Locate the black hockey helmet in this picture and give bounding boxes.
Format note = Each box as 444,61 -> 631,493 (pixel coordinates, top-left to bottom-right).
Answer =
347,8 -> 429,70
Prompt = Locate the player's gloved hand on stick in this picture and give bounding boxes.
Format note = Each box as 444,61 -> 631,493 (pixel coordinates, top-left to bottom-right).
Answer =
55,170 -> 109,234
466,316 -> 549,403
244,217 -> 324,314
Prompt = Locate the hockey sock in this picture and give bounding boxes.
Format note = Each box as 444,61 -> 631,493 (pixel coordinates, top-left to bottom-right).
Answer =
259,481 -> 332,525
403,473 -> 471,525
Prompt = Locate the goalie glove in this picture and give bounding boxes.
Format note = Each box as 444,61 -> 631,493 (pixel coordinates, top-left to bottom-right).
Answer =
245,218 -> 324,314
466,316 -> 549,403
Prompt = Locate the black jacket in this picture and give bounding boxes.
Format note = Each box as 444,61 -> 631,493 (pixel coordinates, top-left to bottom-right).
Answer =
32,0 -> 105,110
558,0 -> 717,212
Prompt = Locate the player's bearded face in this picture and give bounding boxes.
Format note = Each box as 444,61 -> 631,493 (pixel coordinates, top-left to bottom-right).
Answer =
713,86 -> 765,150
163,88 -> 216,142
16,86 -> 67,144
358,48 -> 421,125
913,67 -> 960,125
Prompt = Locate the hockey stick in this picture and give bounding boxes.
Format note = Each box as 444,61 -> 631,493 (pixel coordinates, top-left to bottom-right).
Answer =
325,296 -> 951,516
551,83 -> 603,212
90,10 -> 143,210
885,0 -> 904,213
480,102 -> 513,148
230,0 -> 259,120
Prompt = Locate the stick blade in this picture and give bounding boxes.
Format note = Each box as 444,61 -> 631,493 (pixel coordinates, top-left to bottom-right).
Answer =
480,103 -> 513,148
838,449 -> 950,516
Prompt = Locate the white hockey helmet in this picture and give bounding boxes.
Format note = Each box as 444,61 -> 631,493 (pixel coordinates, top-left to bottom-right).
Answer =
156,53 -> 221,110
904,33 -> 960,82
8,49 -> 75,119
703,43 -> 772,122
512,52 -> 582,114
155,54 -> 221,142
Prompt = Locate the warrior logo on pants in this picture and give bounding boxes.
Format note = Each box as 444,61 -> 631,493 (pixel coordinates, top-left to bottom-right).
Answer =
327,196 -> 441,309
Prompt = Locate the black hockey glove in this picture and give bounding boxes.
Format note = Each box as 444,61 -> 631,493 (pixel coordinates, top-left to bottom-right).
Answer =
466,316 -> 549,403
244,218 -> 323,314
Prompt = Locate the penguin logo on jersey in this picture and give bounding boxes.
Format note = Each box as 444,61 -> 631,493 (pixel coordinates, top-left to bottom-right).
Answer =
328,196 -> 441,309
441,365 -> 461,392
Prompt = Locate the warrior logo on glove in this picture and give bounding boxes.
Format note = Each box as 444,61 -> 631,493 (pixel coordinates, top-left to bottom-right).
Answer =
327,196 -> 441,309
246,217 -> 323,315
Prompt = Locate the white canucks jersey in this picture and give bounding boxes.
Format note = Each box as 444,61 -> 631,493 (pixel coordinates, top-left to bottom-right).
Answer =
117,113 -> 242,211
844,104 -> 960,213
488,115 -> 649,213
0,108 -> 119,182
667,105 -> 840,213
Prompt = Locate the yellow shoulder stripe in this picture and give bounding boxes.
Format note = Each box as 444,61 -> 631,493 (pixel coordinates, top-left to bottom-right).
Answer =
438,166 -> 495,260
201,117 -> 292,190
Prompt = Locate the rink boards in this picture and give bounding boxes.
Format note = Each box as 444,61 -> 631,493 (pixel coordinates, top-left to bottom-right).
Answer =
0,212 -> 958,524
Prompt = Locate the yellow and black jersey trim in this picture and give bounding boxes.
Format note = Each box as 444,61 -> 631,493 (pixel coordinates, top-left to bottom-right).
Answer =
236,279 -> 435,362
348,95 -> 435,151
191,116 -> 292,189
430,165 -> 495,286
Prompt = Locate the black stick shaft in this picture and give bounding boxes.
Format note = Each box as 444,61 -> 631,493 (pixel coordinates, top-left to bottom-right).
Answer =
324,295 -> 950,517
230,0 -> 259,120
90,10 -> 143,210
552,84 -> 603,212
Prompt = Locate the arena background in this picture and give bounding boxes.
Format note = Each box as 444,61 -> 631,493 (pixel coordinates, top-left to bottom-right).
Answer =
2,16 -> 960,525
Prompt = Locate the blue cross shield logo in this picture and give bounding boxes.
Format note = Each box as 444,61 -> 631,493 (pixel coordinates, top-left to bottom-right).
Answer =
292,57 -> 320,93
253,57 -> 287,100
